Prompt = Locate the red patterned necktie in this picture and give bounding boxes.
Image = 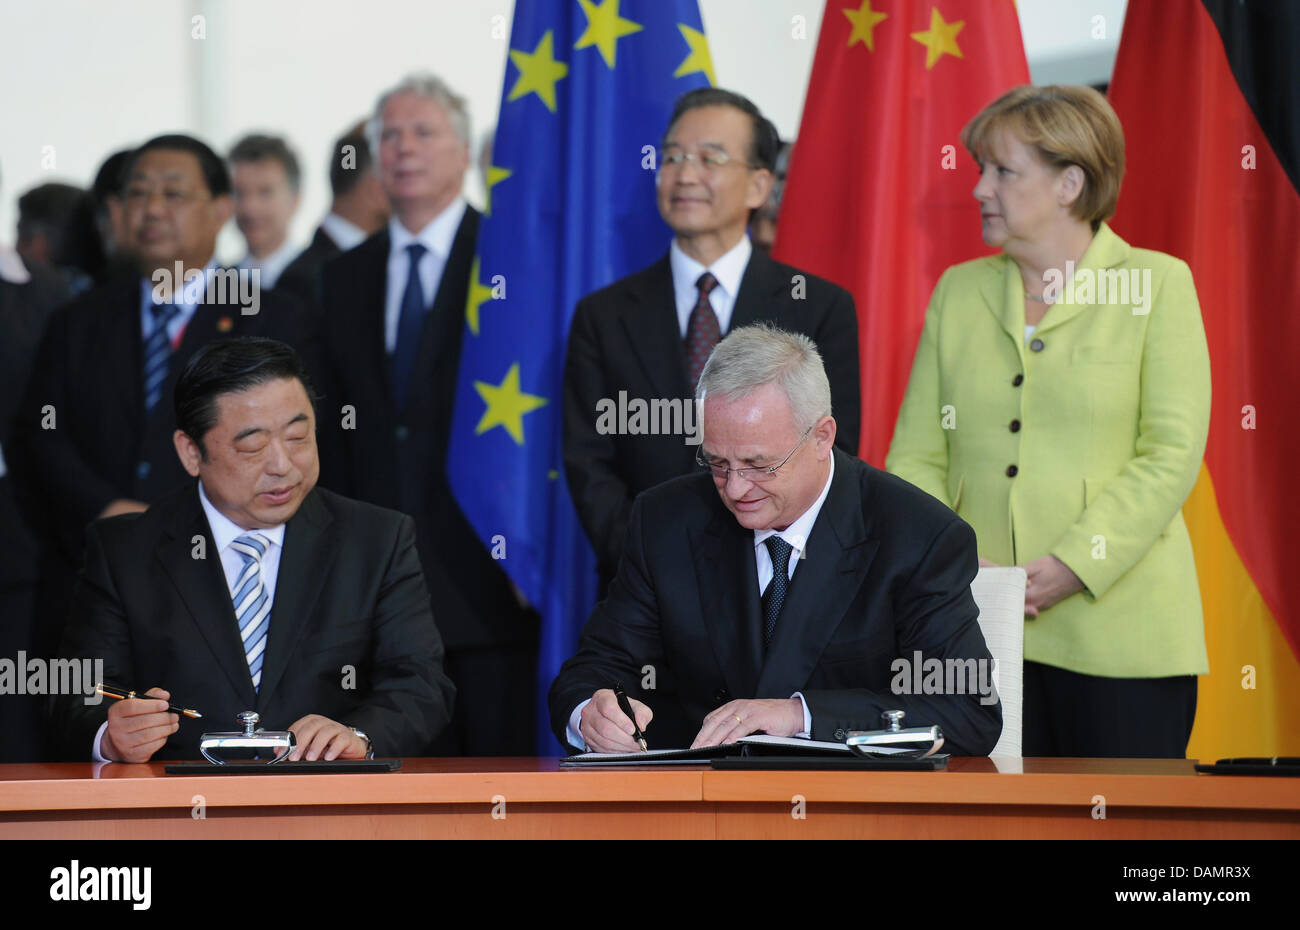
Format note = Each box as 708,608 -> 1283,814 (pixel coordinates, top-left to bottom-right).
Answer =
685,271 -> 720,391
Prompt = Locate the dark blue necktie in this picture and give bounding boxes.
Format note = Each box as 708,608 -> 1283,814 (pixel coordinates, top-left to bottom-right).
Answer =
392,242 -> 429,406
143,303 -> 180,414
763,536 -> 793,651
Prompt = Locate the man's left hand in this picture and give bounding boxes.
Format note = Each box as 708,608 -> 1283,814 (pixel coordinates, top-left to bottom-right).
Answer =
287,714 -> 367,761
690,698 -> 803,749
1022,554 -> 1084,617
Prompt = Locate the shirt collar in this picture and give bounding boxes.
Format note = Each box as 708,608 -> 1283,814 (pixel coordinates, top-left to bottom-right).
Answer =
319,213 -> 367,252
389,197 -> 467,261
236,240 -> 298,283
198,481 -> 287,554
670,234 -> 752,303
754,451 -> 835,556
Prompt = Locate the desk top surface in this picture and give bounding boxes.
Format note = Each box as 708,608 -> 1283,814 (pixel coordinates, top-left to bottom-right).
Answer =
0,757 -> 1296,813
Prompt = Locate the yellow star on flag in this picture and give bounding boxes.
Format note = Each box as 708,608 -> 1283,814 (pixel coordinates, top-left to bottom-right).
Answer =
483,164 -> 512,217
673,24 -> 715,86
507,30 -> 569,112
574,0 -> 643,69
464,257 -> 494,336
910,7 -> 964,69
843,0 -> 888,51
473,363 -> 548,445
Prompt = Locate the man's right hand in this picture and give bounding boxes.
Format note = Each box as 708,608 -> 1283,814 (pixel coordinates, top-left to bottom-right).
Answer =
98,499 -> 148,520
578,689 -> 653,753
101,687 -> 178,763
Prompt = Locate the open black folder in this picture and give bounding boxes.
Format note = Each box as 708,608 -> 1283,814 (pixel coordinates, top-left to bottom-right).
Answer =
559,734 -> 947,769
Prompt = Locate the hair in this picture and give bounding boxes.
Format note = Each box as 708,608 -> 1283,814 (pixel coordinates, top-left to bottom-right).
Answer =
228,133 -> 302,193
125,134 -> 231,198
961,84 -> 1125,230
329,122 -> 372,198
663,87 -> 781,173
696,324 -> 831,434
92,149 -> 134,205
174,337 -> 317,459
17,183 -> 85,255
367,72 -> 472,156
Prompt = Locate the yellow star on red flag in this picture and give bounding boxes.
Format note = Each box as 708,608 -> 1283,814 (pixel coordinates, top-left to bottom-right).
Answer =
844,1 -> 888,51
911,7 -> 965,69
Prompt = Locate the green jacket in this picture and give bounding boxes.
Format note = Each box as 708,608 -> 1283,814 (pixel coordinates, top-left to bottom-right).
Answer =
886,223 -> 1210,677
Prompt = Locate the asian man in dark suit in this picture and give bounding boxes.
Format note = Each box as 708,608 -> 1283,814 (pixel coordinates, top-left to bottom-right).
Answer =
318,74 -> 537,756
551,325 -> 1000,756
564,88 -> 861,588
50,337 -> 453,762
9,135 -> 317,669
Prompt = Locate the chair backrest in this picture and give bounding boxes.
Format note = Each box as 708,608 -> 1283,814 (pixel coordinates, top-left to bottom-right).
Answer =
970,566 -> 1026,757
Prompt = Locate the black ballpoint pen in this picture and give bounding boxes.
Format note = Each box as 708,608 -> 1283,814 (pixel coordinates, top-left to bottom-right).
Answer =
95,682 -> 202,719
613,682 -> 648,751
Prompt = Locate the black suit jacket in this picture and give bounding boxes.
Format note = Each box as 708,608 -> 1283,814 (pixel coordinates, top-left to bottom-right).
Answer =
318,209 -> 533,650
549,449 -> 1002,756
277,225 -> 342,307
8,276 -> 318,652
563,249 -> 862,580
51,482 -> 454,760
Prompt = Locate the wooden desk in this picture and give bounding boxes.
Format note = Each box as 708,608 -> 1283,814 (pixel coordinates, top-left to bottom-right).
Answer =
1,757 -> 1296,839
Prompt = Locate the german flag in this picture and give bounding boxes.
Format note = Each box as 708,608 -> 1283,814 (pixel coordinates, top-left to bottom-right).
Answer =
1109,0 -> 1300,756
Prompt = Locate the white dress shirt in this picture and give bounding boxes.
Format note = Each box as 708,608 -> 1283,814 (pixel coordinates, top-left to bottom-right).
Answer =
236,239 -> 300,290
92,482 -> 287,760
669,234 -> 752,338
318,212 -> 367,253
567,454 -> 836,750
384,197 -> 468,352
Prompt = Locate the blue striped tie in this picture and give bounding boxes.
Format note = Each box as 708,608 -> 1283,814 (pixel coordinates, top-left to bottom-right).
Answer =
230,533 -> 272,690
143,303 -> 180,413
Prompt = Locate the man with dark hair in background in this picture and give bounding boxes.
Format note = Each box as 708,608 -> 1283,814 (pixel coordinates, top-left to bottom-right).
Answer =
229,133 -> 302,290
16,182 -> 89,292
319,73 -> 538,756
277,121 -> 389,305
50,336 -> 453,762
564,87 -> 861,591
9,134 -> 316,689
0,165 -> 70,762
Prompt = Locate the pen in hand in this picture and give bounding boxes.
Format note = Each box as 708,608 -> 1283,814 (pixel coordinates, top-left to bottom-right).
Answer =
613,682 -> 648,752
95,683 -> 203,719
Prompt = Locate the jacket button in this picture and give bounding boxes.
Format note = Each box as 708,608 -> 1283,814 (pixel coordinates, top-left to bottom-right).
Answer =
834,728 -> 847,741
1009,419 -> 1021,432
713,688 -> 729,703
1006,464 -> 1019,477
1012,373 -> 1024,386
1030,338 -> 1044,352
136,461 -> 151,479
395,425 -> 409,440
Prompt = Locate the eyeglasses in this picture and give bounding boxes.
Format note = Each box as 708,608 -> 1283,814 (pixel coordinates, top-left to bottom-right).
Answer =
697,426 -> 813,483
658,148 -> 754,173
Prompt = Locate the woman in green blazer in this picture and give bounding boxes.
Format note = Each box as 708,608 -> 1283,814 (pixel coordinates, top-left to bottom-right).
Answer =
886,85 -> 1210,758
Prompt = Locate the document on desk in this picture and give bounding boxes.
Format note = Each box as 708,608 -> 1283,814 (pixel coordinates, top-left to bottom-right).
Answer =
560,734 -> 915,766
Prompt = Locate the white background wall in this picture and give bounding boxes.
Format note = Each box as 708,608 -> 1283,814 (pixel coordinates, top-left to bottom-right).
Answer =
0,0 -> 1127,256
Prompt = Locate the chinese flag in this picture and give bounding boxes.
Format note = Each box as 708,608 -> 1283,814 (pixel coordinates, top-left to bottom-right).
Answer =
1109,0 -> 1300,756
774,1 -> 1029,466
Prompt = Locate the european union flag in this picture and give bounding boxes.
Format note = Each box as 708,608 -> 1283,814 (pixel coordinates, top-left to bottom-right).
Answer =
448,0 -> 714,751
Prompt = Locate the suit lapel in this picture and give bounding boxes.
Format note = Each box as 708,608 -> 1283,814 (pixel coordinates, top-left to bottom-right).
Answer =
155,485 -> 258,706
255,489 -> 337,706
108,280 -> 146,436
755,451 -> 879,697
1033,222 -> 1131,337
729,248 -> 781,331
617,256 -> 691,399
691,505 -> 763,700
